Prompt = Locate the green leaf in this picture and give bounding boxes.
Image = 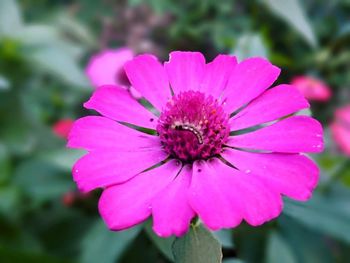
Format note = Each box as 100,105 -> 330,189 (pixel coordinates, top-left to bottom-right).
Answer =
172,223 -> 222,263
144,220 -> 175,261
39,148 -> 85,172
0,144 -> 10,184
0,0 -> 22,37
278,215 -> 335,263
263,0 -> 317,47
26,46 -> 89,88
80,220 -> 142,263
232,33 -> 268,60
213,229 -> 234,248
0,75 -> 10,90
283,193 -> 350,244
13,159 -> 74,203
266,231 -> 296,263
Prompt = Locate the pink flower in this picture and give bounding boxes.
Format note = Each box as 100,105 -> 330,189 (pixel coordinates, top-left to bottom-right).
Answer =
53,119 -> 74,139
68,52 -> 324,237
85,48 -> 134,88
331,105 -> 350,156
291,75 -> 331,102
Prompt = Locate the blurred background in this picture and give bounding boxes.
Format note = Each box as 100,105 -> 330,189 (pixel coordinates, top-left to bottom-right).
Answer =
0,0 -> 349,262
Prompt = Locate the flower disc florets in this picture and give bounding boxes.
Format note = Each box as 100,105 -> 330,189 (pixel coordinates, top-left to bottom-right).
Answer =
157,91 -> 230,162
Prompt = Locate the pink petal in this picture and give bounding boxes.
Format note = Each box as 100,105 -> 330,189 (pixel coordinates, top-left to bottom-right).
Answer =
200,54 -> 237,98
84,85 -> 157,129
72,148 -> 168,192
222,149 -> 319,201
188,160 -> 243,230
164,51 -> 206,94
98,160 -> 182,230
228,116 -> 324,153
331,123 -> 350,156
189,159 -> 282,229
67,116 -> 160,151
223,57 -> 281,113
124,54 -> 171,111
85,48 -> 133,88
152,165 -> 195,237
231,84 -> 309,131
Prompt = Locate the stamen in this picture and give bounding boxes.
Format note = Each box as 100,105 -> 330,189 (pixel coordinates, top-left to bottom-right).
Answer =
157,91 -> 229,162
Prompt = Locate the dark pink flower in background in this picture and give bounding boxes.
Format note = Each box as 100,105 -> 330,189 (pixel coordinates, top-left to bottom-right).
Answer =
85,48 -> 134,88
68,51 -> 324,237
53,119 -> 74,139
331,105 -> 350,156
291,75 -> 331,102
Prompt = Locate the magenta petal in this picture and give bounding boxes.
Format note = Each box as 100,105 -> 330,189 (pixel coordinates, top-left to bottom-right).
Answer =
223,57 -> 281,113
201,54 -> 237,97
124,54 -> 171,111
72,148 -> 167,192
164,51 -> 206,94
222,149 -> 319,201
84,85 -> 157,129
231,84 -> 309,131
188,159 -> 282,229
228,116 -> 324,153
67,116 -> 159,151
152,165 -> 195,237
99,160 -> 182,231
188,160 -> 243,230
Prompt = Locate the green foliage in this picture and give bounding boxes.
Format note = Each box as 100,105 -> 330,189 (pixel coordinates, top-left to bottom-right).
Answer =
172,223 -> 222,263
0,0 -> 350,262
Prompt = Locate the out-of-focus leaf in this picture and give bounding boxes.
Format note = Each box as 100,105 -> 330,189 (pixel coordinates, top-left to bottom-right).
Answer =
55,13 -> 96,48
213,229 -> 234,248
144,220 -> 175,262
0,245 -> 68,263
278,215 -> 335,262
0,186 -> 20,216
266,231 -> 296,263
0,144 -> 10,184
263,0 -> 317,47
40,148 -> 85,172
0,75 -> 10,90
283,193 -> 350,244
26,46 -> 88,88
80,220 -> 141,263
13,159 -> 74,203
172,223 -> 222,263
233,223 -> 271,262
0,0 -> 22,37
232,33 -> 268,61
10,25 -> 60,46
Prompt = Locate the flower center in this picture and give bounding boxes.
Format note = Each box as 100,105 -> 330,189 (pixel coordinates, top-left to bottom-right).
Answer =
157,91 -> 230,162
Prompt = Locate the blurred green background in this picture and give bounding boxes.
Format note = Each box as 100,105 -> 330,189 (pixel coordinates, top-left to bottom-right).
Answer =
0,0 -> 350,262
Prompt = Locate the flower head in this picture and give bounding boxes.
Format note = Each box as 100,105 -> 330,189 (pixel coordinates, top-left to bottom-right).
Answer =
68,51 -> 324,237
331,104 -> 350,156
291,75 -> 331,102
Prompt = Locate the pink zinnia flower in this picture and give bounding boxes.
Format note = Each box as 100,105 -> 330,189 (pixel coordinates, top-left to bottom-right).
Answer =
291,75 -> 331,102
68,51 -> 324,237
85,48 -> 134,88
331,104 -> 350,156
53,119 -> 74,139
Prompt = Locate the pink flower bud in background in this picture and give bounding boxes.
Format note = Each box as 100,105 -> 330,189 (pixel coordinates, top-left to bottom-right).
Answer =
291,76 -> 331,102
331,105 -> 350,156
85,47 -> 142,99
53,119 -> 74,139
